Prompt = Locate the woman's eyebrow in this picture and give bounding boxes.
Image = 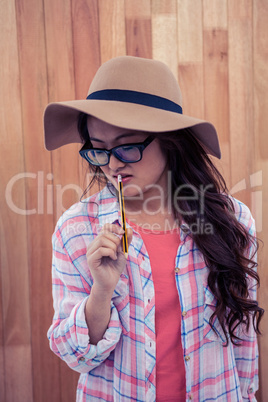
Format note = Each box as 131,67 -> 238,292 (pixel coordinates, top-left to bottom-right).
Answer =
90,132 -> 141,143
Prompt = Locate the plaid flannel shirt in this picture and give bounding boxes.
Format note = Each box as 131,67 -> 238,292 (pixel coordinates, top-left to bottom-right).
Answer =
47,185 -> 259,401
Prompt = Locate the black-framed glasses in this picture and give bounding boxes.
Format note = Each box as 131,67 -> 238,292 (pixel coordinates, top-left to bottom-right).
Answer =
79,136 -> 155,166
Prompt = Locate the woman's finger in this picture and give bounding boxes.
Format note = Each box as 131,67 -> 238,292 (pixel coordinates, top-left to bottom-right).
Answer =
101,223 -> 125,236
87,228 -> 123,252
89,246 -> 118,263
87,235 -> 119,258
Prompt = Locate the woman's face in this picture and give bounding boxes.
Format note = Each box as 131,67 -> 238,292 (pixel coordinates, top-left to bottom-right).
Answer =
86,117 -> 168,206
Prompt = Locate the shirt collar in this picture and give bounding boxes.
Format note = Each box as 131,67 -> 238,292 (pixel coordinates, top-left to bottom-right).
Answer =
94,185 -> 120,226
92,184 -> 192,242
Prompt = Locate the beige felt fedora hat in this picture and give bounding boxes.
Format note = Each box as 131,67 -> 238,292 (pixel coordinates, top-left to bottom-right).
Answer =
44,56 -> 221,159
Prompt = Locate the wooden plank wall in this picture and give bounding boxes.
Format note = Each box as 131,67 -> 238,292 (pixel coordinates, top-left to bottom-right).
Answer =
0,0 -> 267,400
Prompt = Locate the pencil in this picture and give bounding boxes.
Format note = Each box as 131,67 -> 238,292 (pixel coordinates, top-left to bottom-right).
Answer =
118,175 -> 128,258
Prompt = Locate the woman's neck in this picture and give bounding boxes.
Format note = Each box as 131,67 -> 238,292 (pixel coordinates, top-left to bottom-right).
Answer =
125,206 -> 179,231
123,170 -> 170,216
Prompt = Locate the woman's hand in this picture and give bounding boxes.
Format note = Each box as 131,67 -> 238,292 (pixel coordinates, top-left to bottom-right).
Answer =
86,223 -> 133,296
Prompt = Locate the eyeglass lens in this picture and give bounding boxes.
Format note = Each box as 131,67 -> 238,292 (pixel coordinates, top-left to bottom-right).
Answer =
114,145 -> 141,161
86,145 -> 141,166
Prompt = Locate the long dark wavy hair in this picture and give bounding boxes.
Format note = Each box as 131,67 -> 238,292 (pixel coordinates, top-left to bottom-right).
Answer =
78,112 -> 264,345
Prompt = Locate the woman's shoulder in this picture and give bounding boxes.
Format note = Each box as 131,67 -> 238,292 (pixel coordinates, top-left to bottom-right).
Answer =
54,185 -> 116,238
227,195 -> 255,231
57,189 -> 100,222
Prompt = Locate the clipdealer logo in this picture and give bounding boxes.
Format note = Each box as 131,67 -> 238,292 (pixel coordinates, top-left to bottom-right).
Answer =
4,170 -> 263,232
5,171 -> 83,217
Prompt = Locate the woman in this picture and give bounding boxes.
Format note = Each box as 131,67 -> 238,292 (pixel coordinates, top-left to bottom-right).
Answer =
44,56 -> 263,401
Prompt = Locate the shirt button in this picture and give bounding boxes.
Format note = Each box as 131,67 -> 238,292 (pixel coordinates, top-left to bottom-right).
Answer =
181,224 -> 189,232
185,355 -> 190,362
248,387 -> 253,393
188,394 -> 193,400
79,356 -> 85,362
175,267 -> 180,273
182,311 -> 187,317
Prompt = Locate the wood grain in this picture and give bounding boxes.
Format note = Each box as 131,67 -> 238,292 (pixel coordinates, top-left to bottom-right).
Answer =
72,0 -> 101,99
253,1 -> 268,400
0,277 -> 4,402
253,0 -> 268,160
177,0 -> 203,63
125,0 -> 151,17
0,1 -> 267,401
152,0 -> 178,77
203,0 -> 227,28
125,0 -> 152,58
176,0 -> 205,166
203,29 -> 229,144
203,2 -> 230,185
152,0 -> 176,14
99,0 -> 126,63
71,0 -> 101,197
126,19 -> 152,58
176,0 -> 206,183
44,0 -> 82,221
178,64 -> 204,119
0,0 -> 33,400
15,0 -> 61,400
44,0 -> 82,399
228,0 -> 253,207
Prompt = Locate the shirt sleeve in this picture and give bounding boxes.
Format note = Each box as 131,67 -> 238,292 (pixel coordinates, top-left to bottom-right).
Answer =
233,208 -> 259,401
47,222 -> 122,374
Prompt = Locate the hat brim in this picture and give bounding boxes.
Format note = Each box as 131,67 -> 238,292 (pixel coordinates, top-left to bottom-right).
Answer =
44,100 -> 221,159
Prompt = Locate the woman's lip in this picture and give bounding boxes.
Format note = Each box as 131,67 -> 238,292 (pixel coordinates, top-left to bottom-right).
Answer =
113,174 -> 132,179
113,174 -> 133,184
121,176 -> 132,183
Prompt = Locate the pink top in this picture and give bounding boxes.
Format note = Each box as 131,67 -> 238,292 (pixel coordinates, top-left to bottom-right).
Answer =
129,221 -> 186,401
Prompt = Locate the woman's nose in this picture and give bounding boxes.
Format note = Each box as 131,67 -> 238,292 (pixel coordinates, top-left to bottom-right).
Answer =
108,153 -> 126,171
